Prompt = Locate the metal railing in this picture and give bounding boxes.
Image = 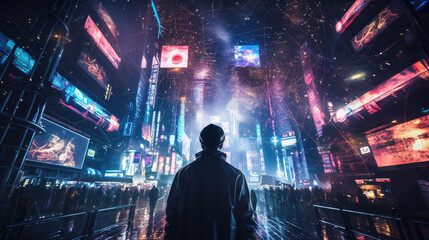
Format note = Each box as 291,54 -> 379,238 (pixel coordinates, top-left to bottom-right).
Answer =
0,204 -> 136,240
314,204 -> 429,240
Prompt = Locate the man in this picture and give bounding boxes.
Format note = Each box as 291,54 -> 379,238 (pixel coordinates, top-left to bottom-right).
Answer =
149,185 -> 159,216
165,124 -> 256,240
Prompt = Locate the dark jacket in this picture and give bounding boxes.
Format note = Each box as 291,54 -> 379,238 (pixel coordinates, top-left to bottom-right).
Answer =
165,149 -> 256,240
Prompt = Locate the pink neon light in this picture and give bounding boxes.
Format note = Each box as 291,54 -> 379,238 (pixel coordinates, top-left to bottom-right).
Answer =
336,0 -> 372,33
84,16 -> 121,69
170,152 -> 177,175
106,115 -> 119,132
335,60 -> 429,122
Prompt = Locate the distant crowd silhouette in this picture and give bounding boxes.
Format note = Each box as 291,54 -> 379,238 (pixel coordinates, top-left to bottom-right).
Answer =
5,184 -> 162,224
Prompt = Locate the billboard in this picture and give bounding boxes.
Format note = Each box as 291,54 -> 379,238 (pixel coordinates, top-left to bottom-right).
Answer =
96,2 -> 119,37
335,60 -> 429,122
351,0 -> 404,52
51,72 -> 120,132
160,46 -> 188,68
281,136 -> 297,147
84,16 -> 121,69
133,152 -> 142,164
336,0 -> 372,33
367,115 -> 429,167
0,31 -> 35,75
142,55 -> 160,143
77,49 -> 109,89
26,118 -> 89,168
234,45 -> 260,67
300,43 -> 325,137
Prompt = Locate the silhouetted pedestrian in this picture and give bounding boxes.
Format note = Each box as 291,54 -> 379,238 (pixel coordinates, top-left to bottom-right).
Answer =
165,124 -> 256,240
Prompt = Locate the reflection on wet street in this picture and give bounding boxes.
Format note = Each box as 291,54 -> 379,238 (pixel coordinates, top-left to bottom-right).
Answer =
126,196 -> 322,240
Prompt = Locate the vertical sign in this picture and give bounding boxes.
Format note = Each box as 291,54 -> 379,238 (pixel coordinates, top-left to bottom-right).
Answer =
142,55 -> 160,144
300,43 -> 325,137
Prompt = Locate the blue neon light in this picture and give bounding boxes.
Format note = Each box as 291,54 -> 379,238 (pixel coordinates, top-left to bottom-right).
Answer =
151,0 -> 163,38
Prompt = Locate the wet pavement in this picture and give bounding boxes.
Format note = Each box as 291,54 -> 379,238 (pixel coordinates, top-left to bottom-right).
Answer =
126,195 -> 322,240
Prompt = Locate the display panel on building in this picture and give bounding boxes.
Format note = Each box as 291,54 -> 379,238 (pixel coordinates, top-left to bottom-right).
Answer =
51,72 -> 120,132
351,0 -> 404,52
0,31 -> 35,75
160,46 -> 188,68
300,43 -> 324,137
26,118 -> 89,169
84,16 -> 121,69
77,49 -> 109,89
366,115 -> 429,167
335,60 -> 429,122
234,45 -> 260,67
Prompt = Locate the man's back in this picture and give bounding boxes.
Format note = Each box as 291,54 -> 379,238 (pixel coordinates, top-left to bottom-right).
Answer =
165,149 -> 255,240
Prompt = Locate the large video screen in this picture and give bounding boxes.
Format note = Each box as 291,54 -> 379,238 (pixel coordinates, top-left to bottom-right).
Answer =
234,45 -> 260,67
160,46 -> 188,68
351,0 -> 404,52
51,72 -> 120,132
366,115 -> 429,167
84,16 -> 121,69
0,31 -> 35,75
77,49 -> 109,89
26,118 -> 89,168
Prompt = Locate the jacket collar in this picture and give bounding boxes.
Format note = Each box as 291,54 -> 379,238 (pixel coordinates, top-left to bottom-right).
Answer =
195,149 -> 227,161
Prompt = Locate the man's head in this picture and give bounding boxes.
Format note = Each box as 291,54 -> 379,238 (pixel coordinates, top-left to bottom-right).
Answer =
199,124 -> 225,150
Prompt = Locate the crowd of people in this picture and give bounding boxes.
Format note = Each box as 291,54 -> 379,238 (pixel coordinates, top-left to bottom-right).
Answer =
6,183 -> 163,224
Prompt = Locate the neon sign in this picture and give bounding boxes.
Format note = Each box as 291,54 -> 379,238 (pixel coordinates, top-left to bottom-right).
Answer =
351,0 -> 404,52
51,72 -> 120,132
336,0 -> 372,33
142,55 -> 160,143
300,43 -> 325,137
335,60 -> 429,122
0,31 -> 35,75
84,16 -> 121,69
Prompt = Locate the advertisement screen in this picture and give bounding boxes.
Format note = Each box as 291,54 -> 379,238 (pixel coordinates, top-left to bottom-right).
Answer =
351,0 -> 404,52
26,118 -> 89,169
51,72 -> 120,132
0,32 -> 35,75
77,49 -> 109,89
335,60 -> 429,122
160,46 -> 188,68
84,16 -> 121,69
366,115 -> 429,167
234,45 -> 260,67
133,152 -> 142,164
300,43 -> 324,137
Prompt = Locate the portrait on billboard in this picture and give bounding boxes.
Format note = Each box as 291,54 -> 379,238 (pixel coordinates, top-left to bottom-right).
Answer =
234,45 -> 260,67
160,46 -> 188,68
366,115 -> 429,167
26,118 -> 89,168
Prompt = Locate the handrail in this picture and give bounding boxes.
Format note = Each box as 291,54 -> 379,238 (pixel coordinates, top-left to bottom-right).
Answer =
313,204 -> 415,240
0,204 -> 136,240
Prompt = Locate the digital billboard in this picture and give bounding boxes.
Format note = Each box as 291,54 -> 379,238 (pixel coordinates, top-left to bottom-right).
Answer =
335,60 -> 429,122
26,118 -> 89,169
234,45 -> 260,67
77,49 -> 109,89
142,56 -> 160,144
84,16 -> 121,69
96,2 -> 119,38
366,115 -> 429,167
160,46 -> 188,68
0,31 -> 35,75
300,43 -> 325,137
51,72 -> 120,132
351,0 -> 404,52
336,0 -> 372,33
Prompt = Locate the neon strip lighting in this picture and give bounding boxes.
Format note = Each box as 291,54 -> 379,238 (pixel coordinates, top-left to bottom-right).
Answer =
336,0 -> 372,33
151,0 -> 163,38
335,60 -> 429,122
